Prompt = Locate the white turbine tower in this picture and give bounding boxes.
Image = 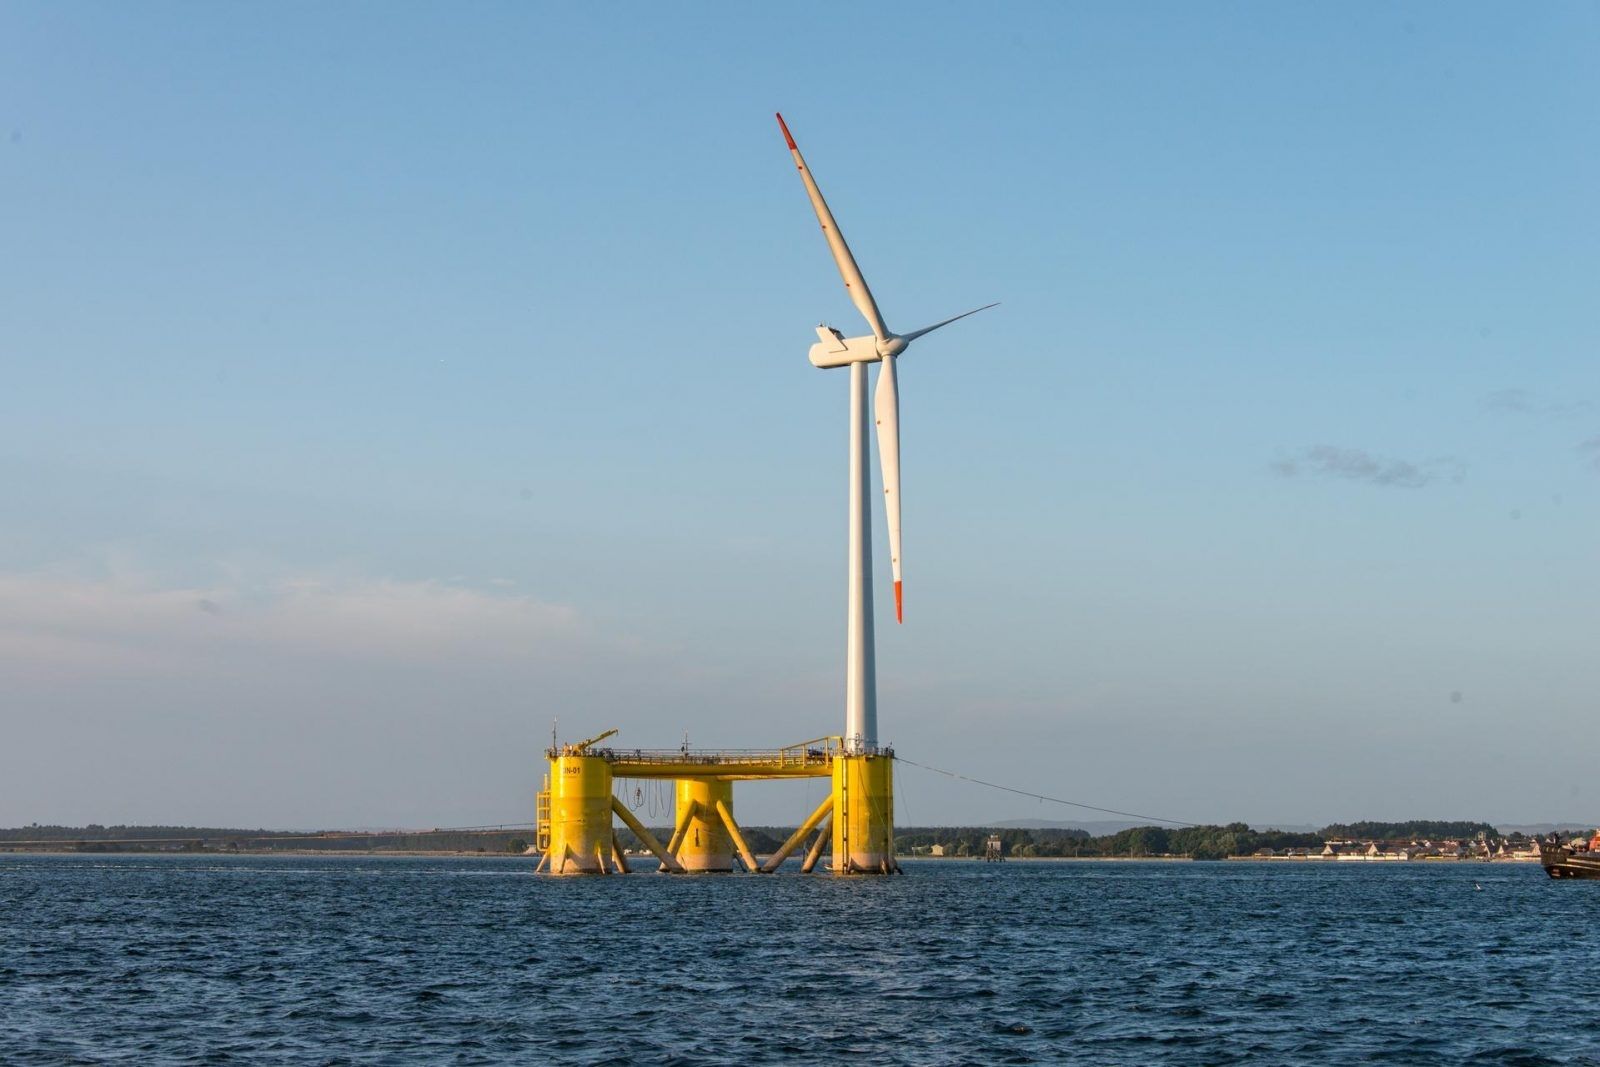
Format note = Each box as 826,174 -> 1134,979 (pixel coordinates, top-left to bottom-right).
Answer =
777,113 -> 996,754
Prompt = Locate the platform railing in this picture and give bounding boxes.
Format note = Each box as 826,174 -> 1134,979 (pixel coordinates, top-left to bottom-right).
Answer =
548,735 -> 846,767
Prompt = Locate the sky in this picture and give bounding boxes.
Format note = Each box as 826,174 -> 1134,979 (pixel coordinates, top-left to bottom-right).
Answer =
2,3 -> 1597,830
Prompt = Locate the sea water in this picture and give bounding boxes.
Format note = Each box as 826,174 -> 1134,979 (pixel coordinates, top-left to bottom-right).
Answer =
2,854 -> 1597,1065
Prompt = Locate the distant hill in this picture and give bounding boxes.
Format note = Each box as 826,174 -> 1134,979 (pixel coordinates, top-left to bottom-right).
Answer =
1497,823 -> 1596,836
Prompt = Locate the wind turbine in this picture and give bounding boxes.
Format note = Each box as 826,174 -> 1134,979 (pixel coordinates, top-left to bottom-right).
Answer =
777,113 -> 996,754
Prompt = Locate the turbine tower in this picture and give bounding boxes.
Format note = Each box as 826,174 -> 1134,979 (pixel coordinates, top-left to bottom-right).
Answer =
532,116 -> 994,877
777,113 -> 995,755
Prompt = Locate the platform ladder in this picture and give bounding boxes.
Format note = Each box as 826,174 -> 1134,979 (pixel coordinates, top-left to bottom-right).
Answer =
535,777 -> 551,853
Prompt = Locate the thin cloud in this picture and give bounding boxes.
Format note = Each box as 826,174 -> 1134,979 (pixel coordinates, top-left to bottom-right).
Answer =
1482,389 -> 1589,418
0,571 -> 585,681
1272,446 -> 1463,489
0,565 -> 731,827
1580,437 -> 1600,472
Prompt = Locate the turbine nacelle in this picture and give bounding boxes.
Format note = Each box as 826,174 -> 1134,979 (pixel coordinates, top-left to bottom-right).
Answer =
782,110 -> 996,633
808,310 -> 993,368
808,326 -> 908,368
809,325 -> 881,369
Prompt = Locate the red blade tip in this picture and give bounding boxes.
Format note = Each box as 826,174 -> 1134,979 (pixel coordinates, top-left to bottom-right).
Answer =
775,112 -> 797,150
894,580 -> 903,624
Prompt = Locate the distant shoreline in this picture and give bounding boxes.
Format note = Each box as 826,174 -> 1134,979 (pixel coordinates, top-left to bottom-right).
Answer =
1,850 -> 1538,865
0,848 -> 529,859
3,818 -> 1562,864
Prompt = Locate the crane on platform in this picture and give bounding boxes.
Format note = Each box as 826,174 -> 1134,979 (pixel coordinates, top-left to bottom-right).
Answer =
565,728 -> 618,755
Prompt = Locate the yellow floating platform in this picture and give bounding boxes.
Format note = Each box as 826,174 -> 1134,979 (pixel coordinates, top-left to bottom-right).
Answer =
534,732 -> 898,876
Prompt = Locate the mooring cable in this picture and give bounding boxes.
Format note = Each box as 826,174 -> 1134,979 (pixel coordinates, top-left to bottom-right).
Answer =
895,756 -> 1200,828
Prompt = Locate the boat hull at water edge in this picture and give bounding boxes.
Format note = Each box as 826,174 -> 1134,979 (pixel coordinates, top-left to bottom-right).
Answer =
1540,842 -> 1600,879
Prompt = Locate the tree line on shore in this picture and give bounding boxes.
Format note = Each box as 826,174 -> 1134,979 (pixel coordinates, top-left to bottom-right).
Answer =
896,820 -> 1507,859
0,824 -> 536,854
2,819 -> 1510,858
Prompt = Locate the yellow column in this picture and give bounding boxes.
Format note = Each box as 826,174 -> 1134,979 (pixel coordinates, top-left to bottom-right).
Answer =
832,753 -> 898,874
675,779 -> 734,872
545,754 -> 613,875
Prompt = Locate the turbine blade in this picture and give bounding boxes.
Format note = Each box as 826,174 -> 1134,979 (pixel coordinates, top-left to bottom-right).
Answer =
874,353 -> 903,623
900,302 -> 1000,344
776,113 -> 890,342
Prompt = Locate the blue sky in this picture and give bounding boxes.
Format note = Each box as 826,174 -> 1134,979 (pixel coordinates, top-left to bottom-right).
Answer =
2,3 -> 1597,829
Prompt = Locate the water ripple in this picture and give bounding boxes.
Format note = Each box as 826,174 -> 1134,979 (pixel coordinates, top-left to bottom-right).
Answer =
3,855 -> 1600,1064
